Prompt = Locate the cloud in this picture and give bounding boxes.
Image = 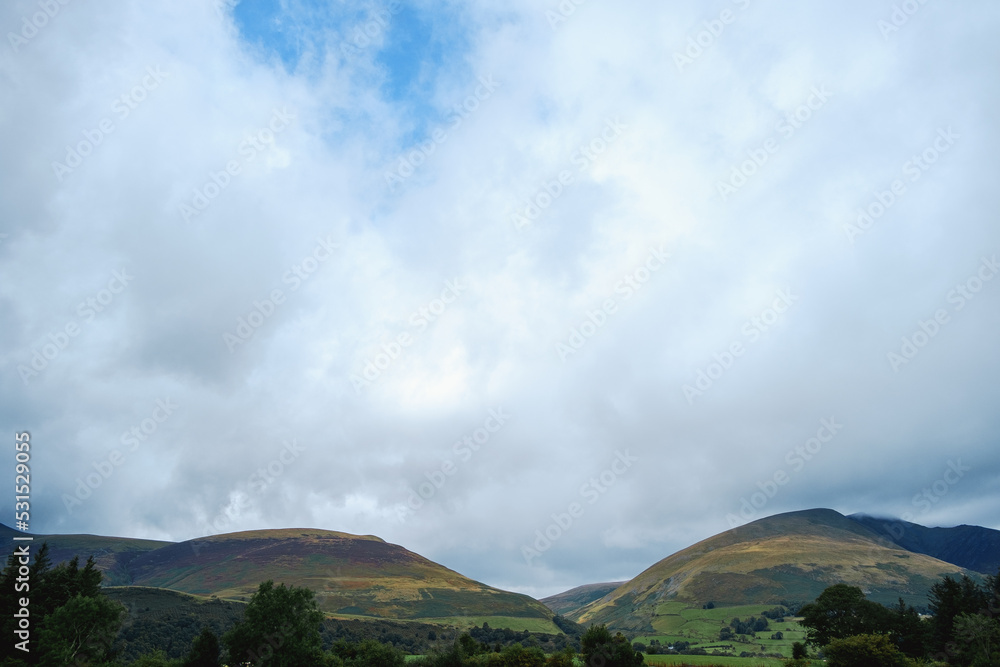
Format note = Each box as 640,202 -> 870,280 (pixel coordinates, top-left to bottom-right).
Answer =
1,0 -> 998,598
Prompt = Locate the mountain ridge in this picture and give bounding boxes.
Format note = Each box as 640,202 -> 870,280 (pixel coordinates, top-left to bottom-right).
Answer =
566,508 -> 974,631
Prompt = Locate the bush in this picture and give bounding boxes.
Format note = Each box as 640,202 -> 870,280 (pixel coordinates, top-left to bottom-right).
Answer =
823,633 -> 915,667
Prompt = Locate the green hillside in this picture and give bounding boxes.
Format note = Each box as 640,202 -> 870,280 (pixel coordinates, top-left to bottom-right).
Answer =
540,581 -> 627,615
0,523 -> 171,585
2,524 -> 557,630
569,509 -> 969,631
124,528 -> 558,629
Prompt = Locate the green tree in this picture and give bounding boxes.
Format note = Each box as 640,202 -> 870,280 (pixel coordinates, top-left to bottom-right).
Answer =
953,613 -> 1000,666
798,584 -> 890,646
928,574 -> 989,655
182,626 -> 221,667
0,543 -> 118,665
791,641 -> 808,659
822,633 -> 915,667
36,593 -> 125,667
498,643 -> 545,667
130,650 -> 182,666
222,580 -> 326,667
579,625 -> 642,667
886,597 -> 928,658
545,646 -> 576,667
348,638 -> 407,667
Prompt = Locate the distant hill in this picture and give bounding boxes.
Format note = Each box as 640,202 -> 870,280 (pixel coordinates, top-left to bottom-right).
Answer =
848,513 -> 1000,576
0,522 -> 170,585
1,524 -> 557,631
540,582 -> 627,615
568,509 -> 971,632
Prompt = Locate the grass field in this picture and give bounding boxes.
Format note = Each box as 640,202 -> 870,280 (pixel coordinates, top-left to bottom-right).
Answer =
632,603 -> 809,662
644,655 -> 785,666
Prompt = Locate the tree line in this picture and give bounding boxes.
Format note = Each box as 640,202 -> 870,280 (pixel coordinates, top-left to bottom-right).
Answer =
792,569 -> 1000,666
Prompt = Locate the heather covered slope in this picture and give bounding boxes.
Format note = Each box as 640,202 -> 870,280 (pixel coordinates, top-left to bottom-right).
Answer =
120,528 -> 558,627
540,581 -> 628,615
0,522 -> 170,585
568,509 -> 970,632
1,524 -> 557,629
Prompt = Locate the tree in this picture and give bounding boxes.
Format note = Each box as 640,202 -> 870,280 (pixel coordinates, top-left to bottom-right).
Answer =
579,625 -> 643,667
36,593 -> 125,666
546,646 -> 576,667
130,650 -> 183,666
885,597 -> 928,658
183,626 -> 222,667
822,633 -> 915,667
798,584 -> 890,646
348,638 -> 407,667
928,574 -> 989,655
0,543 -> 119,664
222,580 -> 326,667
953,613 -> 1000,666
791,641 -> 808,659
498,643 -> 546,667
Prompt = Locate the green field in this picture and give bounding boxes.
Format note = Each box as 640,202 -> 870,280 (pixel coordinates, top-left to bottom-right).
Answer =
644,655 -> 811,666
633,603 -> 809,662
644,656 -> 780,666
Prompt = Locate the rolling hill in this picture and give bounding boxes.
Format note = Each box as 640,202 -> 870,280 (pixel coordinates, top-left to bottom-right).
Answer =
540,582 -> 627,615
0,522 -> 170,585
567,509 -> 972,632
1,524 -> 557,631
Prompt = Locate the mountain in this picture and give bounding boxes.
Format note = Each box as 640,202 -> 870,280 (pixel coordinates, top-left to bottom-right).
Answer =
1,524 -> 557,631
540,582 -> 628,615
848,513 -> 1000,576
0,522 -> 169,585
568,509 -> 971,632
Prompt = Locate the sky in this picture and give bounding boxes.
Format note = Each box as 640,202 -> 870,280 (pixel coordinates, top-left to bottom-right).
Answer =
1,0 -> 999,600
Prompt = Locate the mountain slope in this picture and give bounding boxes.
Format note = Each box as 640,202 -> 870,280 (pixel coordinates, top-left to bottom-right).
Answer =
0,523 -> 171,585
568,509 -> 970,632
848,513 -> 1000,575
2,524 -> 557,630
540,582 -> 628,615
123,528 -> 557,627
